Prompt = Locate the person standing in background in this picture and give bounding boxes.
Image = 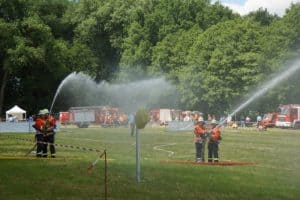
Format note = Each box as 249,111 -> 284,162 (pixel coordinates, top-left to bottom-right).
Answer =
128,114 -> 135,136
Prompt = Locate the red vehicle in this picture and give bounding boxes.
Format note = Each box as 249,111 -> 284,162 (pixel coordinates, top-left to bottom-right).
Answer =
149,109 -> 172,125
59,112 -> 70,124
63,106 -> 128,128
261,113 -> 277,127
275,104 -> 300,129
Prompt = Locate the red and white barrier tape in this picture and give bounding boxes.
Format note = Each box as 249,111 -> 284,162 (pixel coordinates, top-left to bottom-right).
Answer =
1,135 -> 103,153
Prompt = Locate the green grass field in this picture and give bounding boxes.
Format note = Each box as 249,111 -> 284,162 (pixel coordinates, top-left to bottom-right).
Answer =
1,127 -> 300,200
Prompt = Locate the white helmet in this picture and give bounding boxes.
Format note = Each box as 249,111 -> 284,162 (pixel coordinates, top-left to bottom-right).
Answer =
211,119 -> 217,124
198,116 -> 204,122
39,109 -> 49,115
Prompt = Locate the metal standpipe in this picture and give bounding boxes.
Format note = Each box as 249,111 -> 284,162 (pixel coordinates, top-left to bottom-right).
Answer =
136,128 -> 141,183
104,149 -> 107,200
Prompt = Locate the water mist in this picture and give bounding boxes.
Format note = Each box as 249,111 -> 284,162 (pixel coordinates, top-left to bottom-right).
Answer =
49,72 -> 178,113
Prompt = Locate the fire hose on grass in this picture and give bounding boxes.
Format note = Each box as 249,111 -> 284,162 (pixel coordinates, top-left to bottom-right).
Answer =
87,149 -> 108,200
1,134 -> 108,200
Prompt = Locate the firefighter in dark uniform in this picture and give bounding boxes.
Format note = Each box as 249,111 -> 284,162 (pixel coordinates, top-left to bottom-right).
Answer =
207,120 -> 221,162
40,109 -> 57,158
194,120 -> 206,162
32,111 -> 45,157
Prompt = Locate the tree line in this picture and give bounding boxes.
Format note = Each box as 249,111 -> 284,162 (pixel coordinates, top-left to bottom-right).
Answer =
1,0 -> 300,118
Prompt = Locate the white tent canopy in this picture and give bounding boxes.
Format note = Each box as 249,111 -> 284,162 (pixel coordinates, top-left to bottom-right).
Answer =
6,105 -> 27,121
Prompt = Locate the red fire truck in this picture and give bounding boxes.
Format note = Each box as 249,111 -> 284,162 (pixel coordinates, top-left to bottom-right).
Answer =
59,106 -> 128,128
275,104 -> 300,129
59,112 -> 70,124
261,113 -> 277,127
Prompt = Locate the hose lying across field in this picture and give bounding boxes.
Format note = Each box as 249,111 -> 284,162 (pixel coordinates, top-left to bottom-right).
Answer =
152,141 -> 257,166
153,143 -> 176,157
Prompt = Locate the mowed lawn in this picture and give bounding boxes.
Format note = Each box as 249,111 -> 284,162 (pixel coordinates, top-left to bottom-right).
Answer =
0,126 -> 300,200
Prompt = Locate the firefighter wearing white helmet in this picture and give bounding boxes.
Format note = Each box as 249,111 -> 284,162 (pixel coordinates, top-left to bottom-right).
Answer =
207,119 -> 221,162
194,119 -> 206,162
32,109 -> 57,158
40,109 -> 56,157
32,109 -> 46,157
198,118 -> 207,162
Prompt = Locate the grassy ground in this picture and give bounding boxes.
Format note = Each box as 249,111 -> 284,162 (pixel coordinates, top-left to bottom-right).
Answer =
0,126 -> 300,200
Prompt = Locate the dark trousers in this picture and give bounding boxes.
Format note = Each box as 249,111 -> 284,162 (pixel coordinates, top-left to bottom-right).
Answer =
43,133 -> 55,157
201,138 -> 207,161
195,142 -> 203,161
36,133 -> 44,157
208,142 -> 219,162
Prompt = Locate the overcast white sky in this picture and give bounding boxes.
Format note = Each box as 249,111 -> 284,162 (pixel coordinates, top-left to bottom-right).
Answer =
213,0 -> 300,16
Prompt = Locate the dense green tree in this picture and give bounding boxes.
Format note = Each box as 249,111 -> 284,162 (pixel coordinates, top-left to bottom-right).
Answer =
120,0 -> 237,81
202,1 -> 239,29
150,26 -> 202,79
0,0 -> 75,115
0,19 -> 18,116
246,8 -> 279,26
255,3 -> 300,112
180,19 -> 265,114
0,0 -> 27,116
282,3 -> 300,53
119,21 -> 152,79
66,0 -> 137,80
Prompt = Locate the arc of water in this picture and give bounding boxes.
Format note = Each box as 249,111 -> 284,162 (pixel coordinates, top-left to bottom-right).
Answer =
49,72 -> 176,114
219,59 -> 300,126
49,72 -> 77,113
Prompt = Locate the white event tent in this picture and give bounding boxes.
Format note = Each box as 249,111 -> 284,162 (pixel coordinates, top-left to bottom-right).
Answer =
6,105 -> 27,121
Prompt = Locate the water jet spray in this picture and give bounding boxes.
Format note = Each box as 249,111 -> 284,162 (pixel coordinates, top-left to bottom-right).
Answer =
49,72 -> 177,114
220,58 -> 300,125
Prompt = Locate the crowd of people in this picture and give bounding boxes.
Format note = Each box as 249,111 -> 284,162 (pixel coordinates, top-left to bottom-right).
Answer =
95,109 -> 128,127
32,109 -> 57,158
